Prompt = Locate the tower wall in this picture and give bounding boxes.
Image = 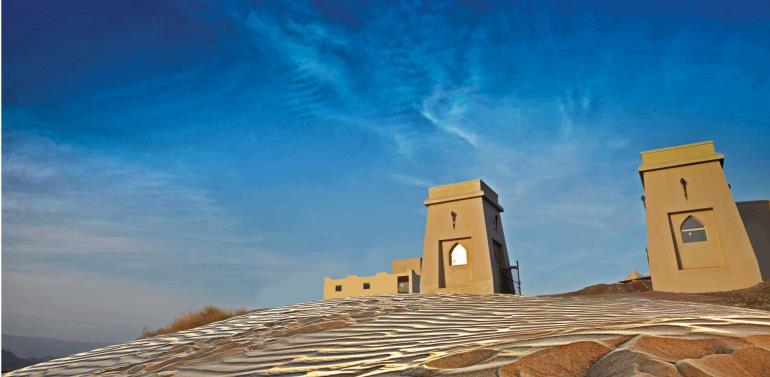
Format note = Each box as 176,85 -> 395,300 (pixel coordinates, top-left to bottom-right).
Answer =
419,179 -> 513,294
640,141 -> 762,293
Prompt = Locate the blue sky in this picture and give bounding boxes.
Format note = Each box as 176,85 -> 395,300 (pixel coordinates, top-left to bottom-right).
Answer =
4,0 -> 770,342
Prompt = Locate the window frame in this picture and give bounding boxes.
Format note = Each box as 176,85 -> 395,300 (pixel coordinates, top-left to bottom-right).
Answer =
680,216 -> 707,243
449,243 -> 468,266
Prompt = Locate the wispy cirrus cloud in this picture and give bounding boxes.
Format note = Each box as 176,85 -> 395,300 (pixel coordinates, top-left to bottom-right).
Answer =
245,10 -> 357,122
389,173 -> 435,188
418,86 -> 481,148
2,129 -> 350,340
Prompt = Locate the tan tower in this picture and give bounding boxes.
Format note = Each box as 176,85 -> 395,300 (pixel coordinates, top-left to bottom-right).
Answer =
419,179 -> 515,294
639,141 -> 763,293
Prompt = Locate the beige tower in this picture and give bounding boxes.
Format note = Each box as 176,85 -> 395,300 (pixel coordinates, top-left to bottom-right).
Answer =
639,141 -> 763,293
419,179 -> 515,294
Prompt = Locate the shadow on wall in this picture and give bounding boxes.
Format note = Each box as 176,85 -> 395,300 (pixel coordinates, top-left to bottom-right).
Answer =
738,200 -> 770,279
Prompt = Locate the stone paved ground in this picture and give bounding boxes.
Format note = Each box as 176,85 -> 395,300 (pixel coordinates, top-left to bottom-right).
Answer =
9,294 -> 770,376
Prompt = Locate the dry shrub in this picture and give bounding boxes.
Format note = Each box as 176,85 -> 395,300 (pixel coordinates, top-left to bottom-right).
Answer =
141,305 -> 248,338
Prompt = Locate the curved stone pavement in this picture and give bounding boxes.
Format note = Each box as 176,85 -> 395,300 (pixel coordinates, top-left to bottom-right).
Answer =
8,294 -> 770,376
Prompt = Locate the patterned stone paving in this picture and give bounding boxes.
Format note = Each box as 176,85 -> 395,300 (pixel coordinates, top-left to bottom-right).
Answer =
9,294 -> 770,376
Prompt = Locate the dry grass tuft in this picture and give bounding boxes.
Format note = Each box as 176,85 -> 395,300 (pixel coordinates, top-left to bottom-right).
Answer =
141,305 -> 248,338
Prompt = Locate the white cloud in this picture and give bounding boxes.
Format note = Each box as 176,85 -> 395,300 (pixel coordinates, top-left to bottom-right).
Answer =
389,174 -> 434,188
418,86 -> 481,148
245,11 -> 355,118
2,268 -> 208,342
2,130 -> 339,340
2,131 -> 226,256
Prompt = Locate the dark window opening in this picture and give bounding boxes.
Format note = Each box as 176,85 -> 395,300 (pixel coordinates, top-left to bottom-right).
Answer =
335,285 -> 342,292
363,282 -> 370,289
397,276 -> 409,294
681,216 -> 707,243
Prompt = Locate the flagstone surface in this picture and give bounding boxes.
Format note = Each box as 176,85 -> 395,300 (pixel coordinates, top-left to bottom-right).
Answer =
9,294 -> 770,376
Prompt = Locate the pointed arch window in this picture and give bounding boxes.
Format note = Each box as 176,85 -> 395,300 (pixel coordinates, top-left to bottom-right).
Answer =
681,216 -> 707,243
449,243 -> 468,266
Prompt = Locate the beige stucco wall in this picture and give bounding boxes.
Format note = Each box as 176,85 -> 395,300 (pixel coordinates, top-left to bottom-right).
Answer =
419,179 -> 514,294
392,257 -> 422,275
323,270 -> 419,300
738,200 -> 770,279
640,141 -> 762,293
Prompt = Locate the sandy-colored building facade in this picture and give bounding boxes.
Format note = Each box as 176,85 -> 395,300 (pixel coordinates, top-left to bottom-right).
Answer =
323,258 -> 421,300
419,179 -> 515,294
640,141 -> 770,293
323,179 -> 515,299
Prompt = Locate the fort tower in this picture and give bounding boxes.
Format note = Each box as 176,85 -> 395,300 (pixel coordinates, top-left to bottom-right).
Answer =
640,141 -> 764,293
419,179 -> 515,294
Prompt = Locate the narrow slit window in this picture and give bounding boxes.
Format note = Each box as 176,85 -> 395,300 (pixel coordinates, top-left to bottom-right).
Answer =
363,282 -> 370,290
450,243 -> 468,266
335,285 -> 342,292
681,216 -> 707,243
